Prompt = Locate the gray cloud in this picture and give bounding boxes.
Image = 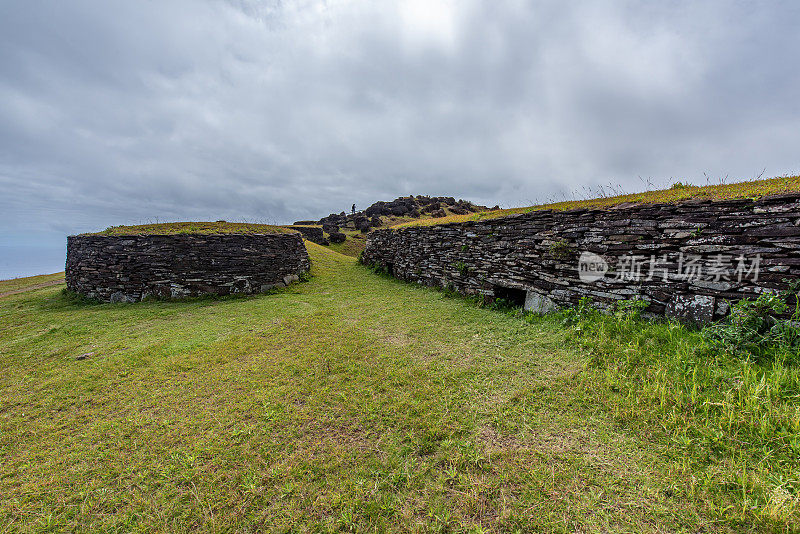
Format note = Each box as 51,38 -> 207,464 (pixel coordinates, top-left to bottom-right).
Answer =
1,0 -> 799,245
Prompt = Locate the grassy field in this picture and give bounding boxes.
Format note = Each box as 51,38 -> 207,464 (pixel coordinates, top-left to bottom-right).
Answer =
396,174 -> 800,228
1,243 -> 798,532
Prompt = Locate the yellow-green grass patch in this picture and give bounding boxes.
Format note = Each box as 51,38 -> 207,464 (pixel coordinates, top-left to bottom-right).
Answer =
88,221 -> 296,236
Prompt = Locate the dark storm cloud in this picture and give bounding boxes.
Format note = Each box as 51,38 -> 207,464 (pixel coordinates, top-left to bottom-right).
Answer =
1,0 -> 799,242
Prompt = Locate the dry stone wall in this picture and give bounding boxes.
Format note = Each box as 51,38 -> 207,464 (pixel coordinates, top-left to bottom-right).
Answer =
66,233 -> 310,302
286,225 -> 326,245
361,193 -> 800,323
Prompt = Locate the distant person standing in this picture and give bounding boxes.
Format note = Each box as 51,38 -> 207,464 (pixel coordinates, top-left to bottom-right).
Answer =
351,204 -> 356,215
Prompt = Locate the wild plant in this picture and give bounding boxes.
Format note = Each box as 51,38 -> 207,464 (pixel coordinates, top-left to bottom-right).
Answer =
704,281 -> 800,361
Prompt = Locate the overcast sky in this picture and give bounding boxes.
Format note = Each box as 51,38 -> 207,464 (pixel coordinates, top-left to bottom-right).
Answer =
1,0 -> 799,256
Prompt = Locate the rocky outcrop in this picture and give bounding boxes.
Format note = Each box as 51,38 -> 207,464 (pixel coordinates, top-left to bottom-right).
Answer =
66,233 -> 310,302
313,196 -> 488,233
361,194 -> 800,323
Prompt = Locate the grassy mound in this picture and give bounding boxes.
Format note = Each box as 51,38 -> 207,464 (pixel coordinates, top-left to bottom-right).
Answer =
396,174 -> 800,229
0,244 -> 797,531
88,221 -> 295,236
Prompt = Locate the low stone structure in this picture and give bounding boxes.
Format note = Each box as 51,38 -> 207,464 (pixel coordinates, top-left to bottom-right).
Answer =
66,233 -> 310,302
285,225 -> 326,245
361,193 -> 800,323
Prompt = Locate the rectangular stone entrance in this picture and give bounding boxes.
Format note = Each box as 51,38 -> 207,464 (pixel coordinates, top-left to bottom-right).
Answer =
492,285 -> 526,307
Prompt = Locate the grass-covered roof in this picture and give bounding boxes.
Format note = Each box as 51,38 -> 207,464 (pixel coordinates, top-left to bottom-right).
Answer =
85,221 -> 296,236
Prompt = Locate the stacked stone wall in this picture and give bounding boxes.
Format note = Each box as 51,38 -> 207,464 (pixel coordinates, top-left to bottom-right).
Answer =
286,226 -> 326,244
362,194 -> 800,322
66,233 -> 310,302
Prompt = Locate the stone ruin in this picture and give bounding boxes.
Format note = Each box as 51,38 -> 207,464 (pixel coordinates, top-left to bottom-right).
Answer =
361,193 -> 800,324
66,232 -> 310,302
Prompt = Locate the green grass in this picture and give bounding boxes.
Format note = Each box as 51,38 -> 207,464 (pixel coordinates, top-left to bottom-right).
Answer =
549,299 -> 800,529
1,244 -> 797,531
90,221 -> 295,236
0,273 -> 64,293
396,174 -> 800,229
325,230 -> 368,257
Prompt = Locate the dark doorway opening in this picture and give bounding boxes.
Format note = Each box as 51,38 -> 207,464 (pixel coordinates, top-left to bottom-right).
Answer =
493,285 -> 526,307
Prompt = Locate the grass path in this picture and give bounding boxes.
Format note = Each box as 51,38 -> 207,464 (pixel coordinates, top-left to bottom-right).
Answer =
0,244 -> 762,532
0,273 -> 65,298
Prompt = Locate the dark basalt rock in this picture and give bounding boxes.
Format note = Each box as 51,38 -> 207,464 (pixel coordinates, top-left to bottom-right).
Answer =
66,233 -> 310,303
307,196 -> 490,231
285,225 -> 325,244
329,232 -> 347,244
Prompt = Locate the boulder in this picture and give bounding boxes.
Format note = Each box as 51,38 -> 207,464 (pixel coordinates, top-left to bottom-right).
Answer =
329,232 -> 346,244
365,204 -> 383,217
524,292 -> 558,314
665,294 -> 715,325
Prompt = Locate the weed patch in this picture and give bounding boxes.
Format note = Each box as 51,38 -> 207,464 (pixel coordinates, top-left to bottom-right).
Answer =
704,282 -> 800,361
552,296 -> 800,526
